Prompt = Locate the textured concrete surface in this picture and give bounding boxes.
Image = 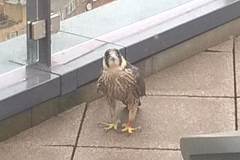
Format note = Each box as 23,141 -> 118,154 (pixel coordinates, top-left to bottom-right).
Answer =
147,51 -> 234,97
0,146 -> 72,160
78,97 -> 234,149
74,148 -> 182,160
0,38 -> 239,160
1,103 -> 85,146
207,38 -> 233,52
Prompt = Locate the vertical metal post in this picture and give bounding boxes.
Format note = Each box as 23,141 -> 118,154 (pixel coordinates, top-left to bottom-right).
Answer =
27,0 -> 38,64
38,0 -> 51,66
27,0 -> 51,67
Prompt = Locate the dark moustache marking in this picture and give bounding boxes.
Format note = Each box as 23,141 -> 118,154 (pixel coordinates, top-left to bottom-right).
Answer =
119,55 -> 122,66
116,50 -> 122,66
104,49 -> 110,68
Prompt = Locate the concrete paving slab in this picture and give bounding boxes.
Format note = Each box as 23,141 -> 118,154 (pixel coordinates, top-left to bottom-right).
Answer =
74,147 -> 183,160
0,103 -> 86,146
78,97 -> 234,149
207,38 -> 233,52
0,145 -> 72,160
146,52 -> 234,97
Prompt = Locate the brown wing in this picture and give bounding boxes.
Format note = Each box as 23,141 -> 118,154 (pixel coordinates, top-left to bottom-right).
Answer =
126,62 -> 146,97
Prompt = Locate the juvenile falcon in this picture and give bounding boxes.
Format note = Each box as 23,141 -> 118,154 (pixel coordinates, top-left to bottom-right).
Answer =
97,48 -> 146,134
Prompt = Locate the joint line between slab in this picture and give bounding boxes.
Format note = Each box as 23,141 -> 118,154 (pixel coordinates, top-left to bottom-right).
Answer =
70,103 -> 89,160
80,145 -> 181,151
43,144 -> 74,148
205,49 -> 225,53
146,93 -> 234,99
233,37 -> 238,131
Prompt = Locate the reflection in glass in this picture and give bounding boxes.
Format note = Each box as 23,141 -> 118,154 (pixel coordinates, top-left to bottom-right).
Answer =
51,0 -> 114,21
50,0 -> 195,56
53,0 -> 195,42
0,0 -> 26,75
0,0 -> 26,42
50,0 -> 114,54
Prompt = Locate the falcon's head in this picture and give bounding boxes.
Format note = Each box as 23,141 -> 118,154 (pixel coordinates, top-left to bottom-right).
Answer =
103,48 -> 127,70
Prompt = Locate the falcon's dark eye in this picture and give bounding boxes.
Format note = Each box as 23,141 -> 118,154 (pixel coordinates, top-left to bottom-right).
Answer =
104,50 -> 110,59
115,50 -> 121,58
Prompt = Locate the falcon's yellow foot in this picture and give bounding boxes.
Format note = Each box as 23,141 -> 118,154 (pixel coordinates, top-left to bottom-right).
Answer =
98,119 -> 121,132
121,123 -> 141,134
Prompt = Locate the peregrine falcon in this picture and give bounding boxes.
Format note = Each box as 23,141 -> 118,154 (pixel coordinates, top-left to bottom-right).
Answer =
97,48 -> 146,134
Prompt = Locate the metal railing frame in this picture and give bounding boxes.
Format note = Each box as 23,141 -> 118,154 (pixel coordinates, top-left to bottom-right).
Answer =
27,0 -> 51,66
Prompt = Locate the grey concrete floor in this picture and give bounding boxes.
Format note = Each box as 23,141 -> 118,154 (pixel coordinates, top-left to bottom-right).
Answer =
0,36 -> 239,160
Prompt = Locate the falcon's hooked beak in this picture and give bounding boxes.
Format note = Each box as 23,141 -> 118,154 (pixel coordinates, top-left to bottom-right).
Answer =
103,49 -> 127,70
